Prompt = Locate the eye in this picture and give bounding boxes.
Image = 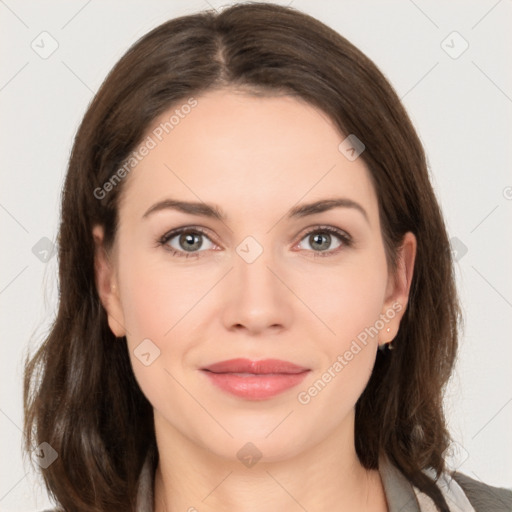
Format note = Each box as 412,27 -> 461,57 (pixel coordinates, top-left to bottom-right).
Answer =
296,226 -> 352,257
158,227 -> 216,258
157,225 -> 352,259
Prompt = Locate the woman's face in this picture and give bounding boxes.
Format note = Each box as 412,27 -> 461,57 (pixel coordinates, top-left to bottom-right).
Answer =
94,88 -> 415,462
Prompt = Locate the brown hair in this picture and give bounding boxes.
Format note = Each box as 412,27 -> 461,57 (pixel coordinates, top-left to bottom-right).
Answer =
23,3 -> 461,511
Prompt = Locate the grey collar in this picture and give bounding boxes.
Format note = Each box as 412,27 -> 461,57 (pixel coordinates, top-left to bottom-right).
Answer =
378,455 -> 421,511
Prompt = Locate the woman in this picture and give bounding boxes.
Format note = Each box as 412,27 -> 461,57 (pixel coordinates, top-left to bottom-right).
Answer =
24,3 -> 512,511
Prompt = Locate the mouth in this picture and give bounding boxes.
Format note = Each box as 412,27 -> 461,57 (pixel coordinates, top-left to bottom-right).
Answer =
200,358 -> 311,400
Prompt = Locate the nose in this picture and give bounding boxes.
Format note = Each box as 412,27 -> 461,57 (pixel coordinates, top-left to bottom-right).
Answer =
220,241 -> 294,335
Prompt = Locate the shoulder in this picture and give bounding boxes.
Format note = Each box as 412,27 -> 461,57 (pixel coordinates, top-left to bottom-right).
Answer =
451,470 -> 512,512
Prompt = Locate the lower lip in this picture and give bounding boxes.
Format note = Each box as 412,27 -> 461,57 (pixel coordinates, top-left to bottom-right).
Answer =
201,370 -> 310,400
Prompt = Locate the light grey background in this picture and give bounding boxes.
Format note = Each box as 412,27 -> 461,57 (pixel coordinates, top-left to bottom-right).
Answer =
1,1 -> 511,510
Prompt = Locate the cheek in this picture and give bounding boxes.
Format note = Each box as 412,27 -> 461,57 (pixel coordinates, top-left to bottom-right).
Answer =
118,247 -> 199,341
117,256 -> 194,412
301,251 -> 388,344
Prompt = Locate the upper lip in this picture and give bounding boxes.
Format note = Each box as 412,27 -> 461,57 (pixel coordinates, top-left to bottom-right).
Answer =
201,358 -> 309,374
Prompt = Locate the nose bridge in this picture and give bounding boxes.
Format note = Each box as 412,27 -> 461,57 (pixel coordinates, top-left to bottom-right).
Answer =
235,233 -> 281,300
221,233 -> 292,332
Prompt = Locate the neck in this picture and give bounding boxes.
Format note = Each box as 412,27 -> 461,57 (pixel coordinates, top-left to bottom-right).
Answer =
152,410 -> 388,512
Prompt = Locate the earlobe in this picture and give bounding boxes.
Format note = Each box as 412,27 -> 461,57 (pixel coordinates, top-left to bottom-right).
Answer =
92,225 -> 126,337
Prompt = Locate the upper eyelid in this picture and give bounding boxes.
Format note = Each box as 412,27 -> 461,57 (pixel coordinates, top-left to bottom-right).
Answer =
160,225 -> 216,244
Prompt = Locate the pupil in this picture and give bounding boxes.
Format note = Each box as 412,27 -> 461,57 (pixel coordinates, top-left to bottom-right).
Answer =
181,233 -> 201,251
312,233 -> 330,251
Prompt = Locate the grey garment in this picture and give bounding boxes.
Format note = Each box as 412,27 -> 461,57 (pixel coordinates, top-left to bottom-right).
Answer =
40,454 -> 512,512
378,456 -> 512,512
451,472 -> 512,512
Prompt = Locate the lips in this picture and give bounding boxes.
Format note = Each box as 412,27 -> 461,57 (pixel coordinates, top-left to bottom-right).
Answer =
201,358 -> 309,375
200,358 -> 310,400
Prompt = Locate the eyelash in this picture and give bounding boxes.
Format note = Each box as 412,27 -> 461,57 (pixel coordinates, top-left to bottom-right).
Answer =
157,225 -> 353,259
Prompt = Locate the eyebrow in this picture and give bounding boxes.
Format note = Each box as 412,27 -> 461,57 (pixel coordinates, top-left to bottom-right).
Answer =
142,197 -> 369,224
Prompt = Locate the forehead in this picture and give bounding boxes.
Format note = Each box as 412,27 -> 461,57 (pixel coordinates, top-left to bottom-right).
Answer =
119,89 -> 379,224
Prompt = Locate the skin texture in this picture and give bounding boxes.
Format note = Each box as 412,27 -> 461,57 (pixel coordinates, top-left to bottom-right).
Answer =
93,88 -> 416,512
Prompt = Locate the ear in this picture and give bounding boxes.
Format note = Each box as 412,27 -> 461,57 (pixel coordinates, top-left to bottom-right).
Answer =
92,224 -> 126,337
379,231 -> 417,346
